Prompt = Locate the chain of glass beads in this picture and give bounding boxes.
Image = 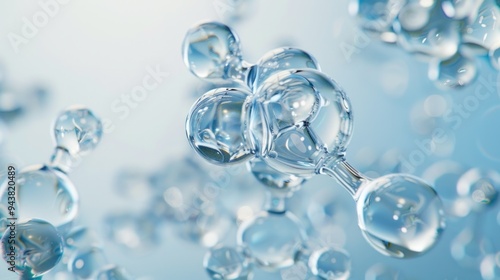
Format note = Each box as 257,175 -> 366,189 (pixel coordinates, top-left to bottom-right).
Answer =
180,20 -> 450,278
0,106 -> 135,280
350,0 -> 500,89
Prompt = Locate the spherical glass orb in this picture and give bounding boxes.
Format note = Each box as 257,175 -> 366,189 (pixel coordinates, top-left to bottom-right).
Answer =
308,247 -> 351,280
248,47 -> 320,90
237,211 -> 306,269
203,246 -> 252,280
246,69 -> 353,176
1,219 -> 64,277
0,164 -> 79,232
457,168 -> 499,213
186,88 -> 254,165
356,174 -> 445,258
53,106 -> 103,157
182,22 -> 241,81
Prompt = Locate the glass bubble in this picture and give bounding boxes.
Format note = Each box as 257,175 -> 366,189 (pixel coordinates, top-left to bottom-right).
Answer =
490,46 -> 500,70
53,106 -> 103,157
1,219 -> 64,277
462,0 -> 500,50
247,69 -> 353,176
96,265 -> 134,280
248,158 -> 306,196
394,2 -> 461,59
203,246 -> 252,280
428,52 -> 477,89
237,211 -> 306,269
422,160 -> 469,217
308,247 -> 351,280
349,0 -> 405,33
442,0 -> 480,19
248,48 -> 320,90
182,22 -> 241,81
457,168 -> 500,212
68,247 -> 108,279
356,174 -> 445,258
480,253 -> 500,280
186,88 -> 253,165
0,165 -> 78,232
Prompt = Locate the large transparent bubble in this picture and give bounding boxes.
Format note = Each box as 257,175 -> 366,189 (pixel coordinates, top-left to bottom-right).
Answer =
0,165 -> 79,232
1,219 -> 64,277
248,47 -> 320,90
357,174 -> 445,258
246,69 -> 353,176
53,106 -> 102,158
182,22 -> 241,81
186,88 -> 254,165
237,211 -> 306,269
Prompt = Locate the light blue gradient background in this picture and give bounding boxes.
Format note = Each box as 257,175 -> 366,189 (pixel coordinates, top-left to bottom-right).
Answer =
0,0 -> 499,279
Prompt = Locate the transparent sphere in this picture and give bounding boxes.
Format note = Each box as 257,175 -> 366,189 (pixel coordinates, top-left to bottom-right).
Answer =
462,0 -> 500,50
203,246 -> 252,280
489,46 -> 500,70
247,69 -> 353,176
349,0 -> 405,33
308,247 -> 351,280
457,168 -> 499,212
68,247 -> 108,279
1,219 -> 64,277
394,2 -> 460,59
237,211 -> 306,269
248,47 -> 321,90
428,52 -> 477,89
357,174 -> 445,258
182,22 -> 241,81
186,88 -> 253,165
0,164 -> 78,232
248,158 -> 306,196
53,106 -> 103,157
96,265 -> 134,280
